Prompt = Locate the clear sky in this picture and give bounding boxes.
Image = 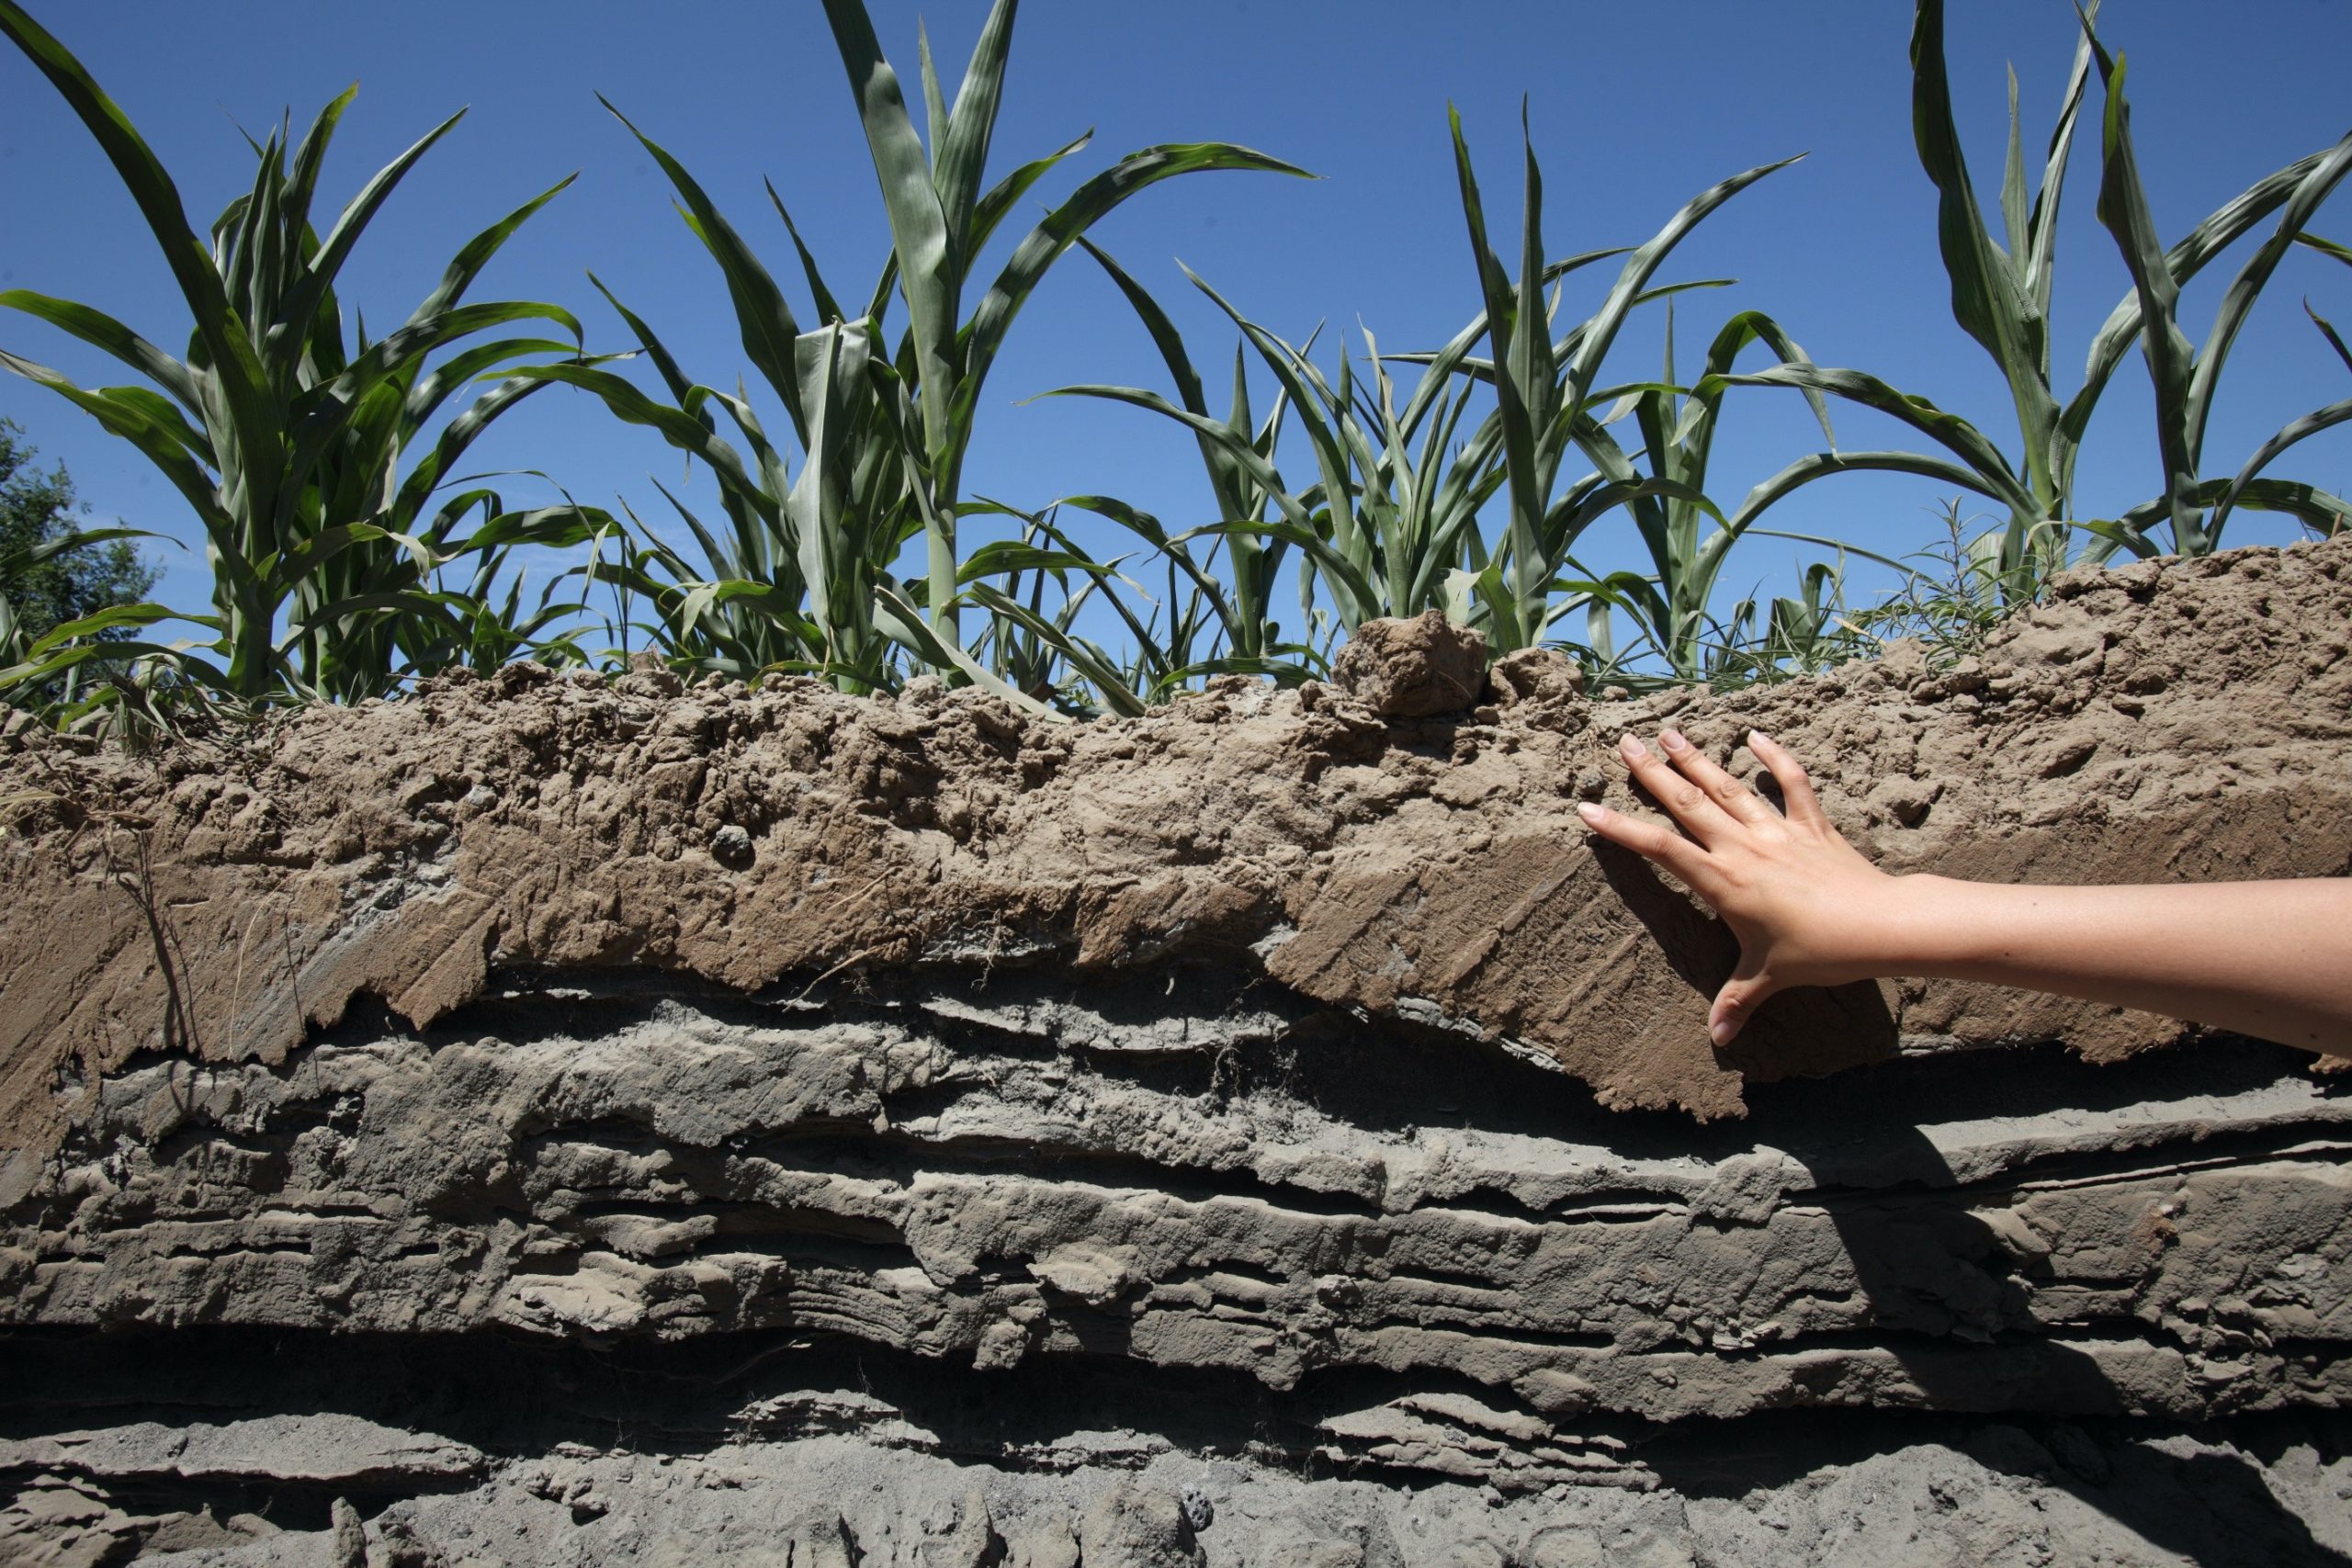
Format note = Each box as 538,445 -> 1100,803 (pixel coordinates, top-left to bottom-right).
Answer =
2,0 -> 2347,656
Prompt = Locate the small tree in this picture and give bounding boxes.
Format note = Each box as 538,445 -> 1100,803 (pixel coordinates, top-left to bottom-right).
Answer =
0,419 -> 157,640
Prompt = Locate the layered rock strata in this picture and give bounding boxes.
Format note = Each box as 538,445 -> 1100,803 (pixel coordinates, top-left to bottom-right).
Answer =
3,537 -> 2348,1562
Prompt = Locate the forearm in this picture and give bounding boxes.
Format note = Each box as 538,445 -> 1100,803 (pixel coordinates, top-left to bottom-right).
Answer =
1878,875 -> 2352,1057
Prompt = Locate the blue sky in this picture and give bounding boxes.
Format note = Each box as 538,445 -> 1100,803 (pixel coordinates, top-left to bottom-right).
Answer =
2,0 -> 2347,660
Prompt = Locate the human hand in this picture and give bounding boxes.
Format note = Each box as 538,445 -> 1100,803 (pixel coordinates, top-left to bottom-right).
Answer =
1576,728 -> 1906,1045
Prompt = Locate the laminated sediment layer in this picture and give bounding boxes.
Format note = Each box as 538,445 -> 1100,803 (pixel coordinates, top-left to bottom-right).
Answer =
3,996 -> 2349,1562
4,1366 -> 2347,1566
6,976 -> 2349,1427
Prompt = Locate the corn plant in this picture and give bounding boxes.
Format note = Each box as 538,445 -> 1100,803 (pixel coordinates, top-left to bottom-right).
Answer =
1055,235 -> 1729,671
1679,558 -> 1868,690
1049,237 -> 1307,679
0,495 -> 209,739
1540,299 -> 1882,680
2077,32 -> 2352,554
0,2 -> 588,703
571,486 -> 833,686
0,521 -> 174,714
956,500 -> 1169,712
961,517 -> 1108,706
372,486 -> 601,676
1121,275 -> 1521,639
1699,0 -> 2348,586
1050,261 -> 1492,673
523,0 -> 1305,708
538,276 -> 893,687
1442,105 -> 1800,654
1114,554 -> 1242,702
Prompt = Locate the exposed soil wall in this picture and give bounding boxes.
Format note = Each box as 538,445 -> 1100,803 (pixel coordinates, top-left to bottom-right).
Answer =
7,536 -> 2352,1147
3,537 -> 2349,1563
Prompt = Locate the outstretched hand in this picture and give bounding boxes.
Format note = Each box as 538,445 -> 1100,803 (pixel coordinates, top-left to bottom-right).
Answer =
1575,729 -> 1900,1045
1573,728 -> 2352,1059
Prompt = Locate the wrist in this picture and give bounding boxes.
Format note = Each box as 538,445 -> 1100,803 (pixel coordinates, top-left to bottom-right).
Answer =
1859,872 -> 1975,979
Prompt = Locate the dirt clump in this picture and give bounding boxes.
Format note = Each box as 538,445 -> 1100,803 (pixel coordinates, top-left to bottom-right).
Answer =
1329,607 -> 1489,716
1486,644 -> 1588,709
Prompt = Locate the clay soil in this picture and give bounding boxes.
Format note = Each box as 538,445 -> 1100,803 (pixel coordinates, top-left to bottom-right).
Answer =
5,536 -> 2349,1157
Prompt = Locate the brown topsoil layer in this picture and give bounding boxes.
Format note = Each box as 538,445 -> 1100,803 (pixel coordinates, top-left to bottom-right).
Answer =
5,536 -> 2348,1156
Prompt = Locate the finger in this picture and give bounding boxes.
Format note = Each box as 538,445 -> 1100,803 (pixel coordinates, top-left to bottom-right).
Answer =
1617,731 -> 1740,847
1710,953 -> 1778,1046
1657,728 -> 1777,827
1747,729 -> 1829,832
1576,800 -> 1713,892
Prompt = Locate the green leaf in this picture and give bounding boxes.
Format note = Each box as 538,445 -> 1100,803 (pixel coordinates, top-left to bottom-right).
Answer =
2061,146 -> 2338,459
2023,4 -> 2098,322
407,172 -> 579,329
872,579 -> 1063,719
2305,300 -> 2352,376
0,288 -> 199,411
504,363 -> 775,520
275,107 -> 468,378
933,0 -> 1017,262
2181,132 -> 2352,468
1449,103 -> 1544,647
1724,447 -> 2023,536
0,351 -> 229,532
2209,397 -> 2352,538
2082,38 -> 2202,551
962,580 -> 1147,716
1705,363 -> 2039,519
764,182 -> 851,327
281,88 -> 356,255
587,273 -> 702,407
1909,0 -> 2060,503
1055,493 -> 1240,637
1564,152 -> 1803,406
954,141 -> 1315,471
0,0 -> 279,479
1037,383 -> 1329,561
1174,520 -> 1380,629
968,130 -> 1092,257
820,0 -> 956,449
602,96 -> 809,443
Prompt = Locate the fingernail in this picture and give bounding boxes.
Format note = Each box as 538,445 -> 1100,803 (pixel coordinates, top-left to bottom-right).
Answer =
1659,728 -> 1688,752
1747,728 -> 1770,749
1577,802 -> 1604,823
1709,1021 -> 1734,1046
1619,732 -> 1647,759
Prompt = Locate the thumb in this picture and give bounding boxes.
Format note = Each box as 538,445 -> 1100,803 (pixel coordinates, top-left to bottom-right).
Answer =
1709,954 -> 1777,1047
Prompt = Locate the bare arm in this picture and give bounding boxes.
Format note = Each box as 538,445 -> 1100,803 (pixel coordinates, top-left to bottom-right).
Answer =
1576,728 -> 2352,1057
